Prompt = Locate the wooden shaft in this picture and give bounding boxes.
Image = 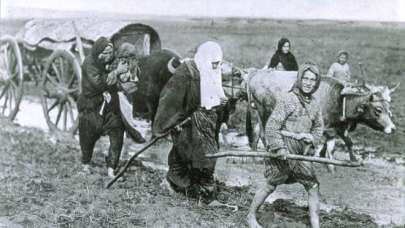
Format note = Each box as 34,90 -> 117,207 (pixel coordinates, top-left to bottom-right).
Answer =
106,117 -> 191,188
206,151 -> 362,167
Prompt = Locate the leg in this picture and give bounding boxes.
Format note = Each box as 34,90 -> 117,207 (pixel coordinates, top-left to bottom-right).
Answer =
305,183 -> 320,228
106,127 -> 125,176
166,145 -> 191,192
339,133 -> 357,162
78,113 -> 101,169
220,123 -> 229,148
247,183 -> 276,228
325,138 -> 336,173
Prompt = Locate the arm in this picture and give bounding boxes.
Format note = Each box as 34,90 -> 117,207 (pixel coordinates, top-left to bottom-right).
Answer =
84,63 -> 111,94
152,70 -> 189,136
346,64 -> 351,79
310,106 -> 324,147
265,97 -> 293,152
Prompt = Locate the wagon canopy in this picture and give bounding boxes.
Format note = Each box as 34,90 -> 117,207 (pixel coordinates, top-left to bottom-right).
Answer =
16,19 -> 161,56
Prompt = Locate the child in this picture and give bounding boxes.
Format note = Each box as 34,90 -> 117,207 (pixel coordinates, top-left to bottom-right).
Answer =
327,51 -> 361,121
326,50 -> 351,81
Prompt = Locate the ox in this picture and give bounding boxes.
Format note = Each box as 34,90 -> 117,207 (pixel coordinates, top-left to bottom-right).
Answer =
245,70 -> 398,169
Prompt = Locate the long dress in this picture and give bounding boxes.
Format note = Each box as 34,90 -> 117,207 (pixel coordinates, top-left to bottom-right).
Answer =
153,60 -> 219,194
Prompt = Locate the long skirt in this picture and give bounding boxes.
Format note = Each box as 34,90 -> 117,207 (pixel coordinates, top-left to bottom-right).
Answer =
166,108 -> 218,195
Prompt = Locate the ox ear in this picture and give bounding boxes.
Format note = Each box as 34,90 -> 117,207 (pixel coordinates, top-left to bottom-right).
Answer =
389,82 -> 400,94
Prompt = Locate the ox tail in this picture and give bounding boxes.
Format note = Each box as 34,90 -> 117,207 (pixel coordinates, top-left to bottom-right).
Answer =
246,104 -> 255,148
245,77 -> 255,149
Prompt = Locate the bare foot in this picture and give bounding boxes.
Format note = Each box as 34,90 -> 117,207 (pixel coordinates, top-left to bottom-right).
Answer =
246,213 -> 262,228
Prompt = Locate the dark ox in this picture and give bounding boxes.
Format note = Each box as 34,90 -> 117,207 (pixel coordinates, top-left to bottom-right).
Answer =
245,70 -> 398,167
130,49 -> 182,123
128,51 -> 244,142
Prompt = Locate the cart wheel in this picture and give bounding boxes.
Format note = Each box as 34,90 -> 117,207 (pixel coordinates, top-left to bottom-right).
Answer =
0,35 -> 24,121
40,49 -> 81,134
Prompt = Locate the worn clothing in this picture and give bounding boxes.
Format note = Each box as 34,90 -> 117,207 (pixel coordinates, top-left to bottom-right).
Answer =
264,90 -> 323,186
78,37 -> 124,170
264,137 -> 318,188
326,62 -> 351,81
268,38 -> 298,71
153,60 -> 219,193
77,51 -> 119,114
79,110 -> 124,169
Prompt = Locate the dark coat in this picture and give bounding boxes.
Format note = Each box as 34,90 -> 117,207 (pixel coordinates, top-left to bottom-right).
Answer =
268,38 -> 298,71
153,61 -> 218,170
77,40 -> 119,114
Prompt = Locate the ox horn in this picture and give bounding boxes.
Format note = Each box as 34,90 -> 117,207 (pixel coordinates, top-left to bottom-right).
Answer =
167,57 -> 177,74
389,82 -> 401,93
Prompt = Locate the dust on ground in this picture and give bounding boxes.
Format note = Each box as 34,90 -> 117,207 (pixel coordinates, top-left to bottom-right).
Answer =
1,119 -> 404,228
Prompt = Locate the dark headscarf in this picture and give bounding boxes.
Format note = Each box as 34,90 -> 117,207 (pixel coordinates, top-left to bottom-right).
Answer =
269,38 -> 298,71
91,36 -> 113,69
116,42 -> 137,58
290,62 -> 321,102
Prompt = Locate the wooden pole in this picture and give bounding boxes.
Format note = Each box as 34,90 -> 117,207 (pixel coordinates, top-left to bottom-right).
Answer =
106,117 -> 191,189
72,21 -> 85,64
206,151 -> 362,167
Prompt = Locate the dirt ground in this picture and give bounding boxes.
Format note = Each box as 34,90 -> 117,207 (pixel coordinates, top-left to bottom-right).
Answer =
0,118 -> 404,228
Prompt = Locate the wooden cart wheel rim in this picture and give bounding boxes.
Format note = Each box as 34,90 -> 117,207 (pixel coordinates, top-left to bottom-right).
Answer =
0,35 -> 24,121
40,49 -> 81,134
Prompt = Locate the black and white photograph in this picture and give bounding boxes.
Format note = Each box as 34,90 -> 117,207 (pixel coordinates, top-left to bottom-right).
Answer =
0,0 -> 404,227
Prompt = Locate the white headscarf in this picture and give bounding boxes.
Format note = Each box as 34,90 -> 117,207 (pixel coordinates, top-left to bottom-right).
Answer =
194,41 -> 226,110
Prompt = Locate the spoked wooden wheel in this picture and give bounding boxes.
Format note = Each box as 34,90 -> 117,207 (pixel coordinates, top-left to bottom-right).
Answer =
40,49 -> 81,134
0,35 -> 24,121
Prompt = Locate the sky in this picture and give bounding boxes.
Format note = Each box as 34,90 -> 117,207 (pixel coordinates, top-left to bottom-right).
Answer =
1,0 -> 405,22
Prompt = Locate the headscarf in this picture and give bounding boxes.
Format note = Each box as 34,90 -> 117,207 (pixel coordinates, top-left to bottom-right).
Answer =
115,42 -> 140,83
269,38 -> 298,71
194,41 -> 226,110
116,42 -> 137,58
290,62 -> 321,102
91,36 -> 113,69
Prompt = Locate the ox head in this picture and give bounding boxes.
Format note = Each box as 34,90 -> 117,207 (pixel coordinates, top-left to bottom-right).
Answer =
221,61 -> 250,100
353,82 -> 399,134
